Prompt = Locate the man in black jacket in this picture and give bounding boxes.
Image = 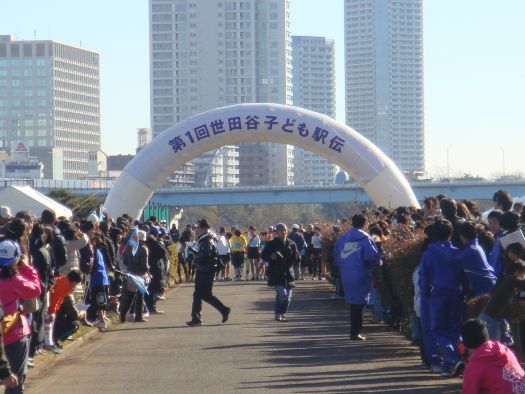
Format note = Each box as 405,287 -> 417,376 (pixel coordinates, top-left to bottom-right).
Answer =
145,227 -> 168,314
261,223 -> 300,322
186,219 -> 230,327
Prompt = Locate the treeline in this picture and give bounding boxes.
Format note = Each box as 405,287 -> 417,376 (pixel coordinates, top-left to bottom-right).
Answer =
179,202 -> 361,229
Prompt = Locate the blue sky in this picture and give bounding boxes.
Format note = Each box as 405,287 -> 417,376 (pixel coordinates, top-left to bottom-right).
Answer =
1,0 -> 524,178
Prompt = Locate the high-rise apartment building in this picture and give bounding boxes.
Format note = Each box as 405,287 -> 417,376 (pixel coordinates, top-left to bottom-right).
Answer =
0,35 -> 100,179
344,0 -> 424,173
193,146 -> 239,187
137,127 -> 152,151
292,35 -> 338,185
149,0 -> 294,185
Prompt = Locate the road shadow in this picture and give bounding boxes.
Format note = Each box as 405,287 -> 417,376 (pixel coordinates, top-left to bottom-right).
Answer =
225,282 -> 461,393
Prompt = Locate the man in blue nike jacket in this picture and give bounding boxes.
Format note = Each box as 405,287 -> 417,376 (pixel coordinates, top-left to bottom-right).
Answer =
334,214 -> 381,341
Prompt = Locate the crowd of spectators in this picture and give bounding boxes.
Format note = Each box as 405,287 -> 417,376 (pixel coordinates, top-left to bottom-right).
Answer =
1,188 -> 525,392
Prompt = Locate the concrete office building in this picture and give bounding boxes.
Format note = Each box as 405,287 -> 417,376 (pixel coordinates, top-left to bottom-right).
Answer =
344,0 -> 424,173
292,35 -> 338,185
0,35 -> 100,179
149,0 -> 294,185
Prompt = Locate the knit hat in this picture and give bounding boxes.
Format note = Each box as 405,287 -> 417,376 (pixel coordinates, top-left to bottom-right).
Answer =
0,206 -> 12,219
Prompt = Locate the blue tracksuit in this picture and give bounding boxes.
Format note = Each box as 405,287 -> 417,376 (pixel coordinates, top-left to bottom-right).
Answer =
490,230 -> 504,278
428,239 -> 496,298
334,228 -> 381,305
419,240 -> 462,369
90,249 -> 109,287
415,264 -> 441,368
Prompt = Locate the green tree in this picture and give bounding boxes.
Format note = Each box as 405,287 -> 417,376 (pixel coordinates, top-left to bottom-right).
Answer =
47,189 -> 103,220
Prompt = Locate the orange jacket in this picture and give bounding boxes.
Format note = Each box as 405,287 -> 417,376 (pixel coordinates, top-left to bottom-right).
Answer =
48,276 -> 76,314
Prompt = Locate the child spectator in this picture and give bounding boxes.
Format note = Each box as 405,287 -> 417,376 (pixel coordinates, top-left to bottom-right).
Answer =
428,221 -> 496,299
461,318 -> 524,393
419,219 -> 463,377
0,239 -> 41,394
47,269 -> 84,346
479,260 -> 525,341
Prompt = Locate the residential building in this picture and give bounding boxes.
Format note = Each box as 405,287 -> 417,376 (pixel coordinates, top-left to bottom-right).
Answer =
193,145 -> 239,187
344,0 -> 424,172
137,127 -> 152,151
0,35 -> 100,179
149,0 -> 294,185
292,35 -> 338,185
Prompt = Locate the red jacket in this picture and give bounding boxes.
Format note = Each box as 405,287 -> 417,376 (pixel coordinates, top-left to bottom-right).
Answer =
48,276 -> 76,315
462,341 -> 525,394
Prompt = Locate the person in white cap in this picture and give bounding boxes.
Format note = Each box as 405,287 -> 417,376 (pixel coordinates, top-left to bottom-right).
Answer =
0,206 -> 12,226
0,239 -> 42,393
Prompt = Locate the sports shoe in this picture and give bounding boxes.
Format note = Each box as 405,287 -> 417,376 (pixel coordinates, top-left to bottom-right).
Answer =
222,307 -> 231,323
156,294 -> 166,300
275,315 -> 283,322
134,318 -> 148,323
350,334 -> 366,341
440,368 -> 453,378
452,360 -> 465,377
186,319 -> 203,327
44,344 -> 63,354
27,358 -> 35,368
430,364 -> 442,374
93,319 -> 106,329
150,309 -> 165,315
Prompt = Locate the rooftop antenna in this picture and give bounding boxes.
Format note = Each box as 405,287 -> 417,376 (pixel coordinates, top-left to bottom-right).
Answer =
34,30 -> 36,40
80,40 -> 82,47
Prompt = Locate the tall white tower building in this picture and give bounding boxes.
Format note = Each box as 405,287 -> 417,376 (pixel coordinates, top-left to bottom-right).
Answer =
149,0 -> 294,186
0,35 -> 100,179
292,35 -> 338,185
344,0 -> 424,173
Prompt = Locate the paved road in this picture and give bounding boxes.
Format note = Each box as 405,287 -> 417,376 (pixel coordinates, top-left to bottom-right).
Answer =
27,280 -> 461,393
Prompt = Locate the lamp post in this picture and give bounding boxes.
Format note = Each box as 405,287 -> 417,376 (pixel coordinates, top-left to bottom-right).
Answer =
446,144 -> 453,180
499,147 -> 506,178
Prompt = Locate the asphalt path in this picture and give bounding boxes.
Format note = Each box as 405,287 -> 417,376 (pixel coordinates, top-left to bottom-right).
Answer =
27,280 -> 461,393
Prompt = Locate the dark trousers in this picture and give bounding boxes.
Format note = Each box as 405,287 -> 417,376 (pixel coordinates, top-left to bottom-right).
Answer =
120,290 -> 144,321
311,253 -> 322,278
191,268 -> 228,320
53,295 -> 80,343
4,336 -> 29,394
29,290 -> 48,357
144,288 -> 158,312
350,304 -> 365,337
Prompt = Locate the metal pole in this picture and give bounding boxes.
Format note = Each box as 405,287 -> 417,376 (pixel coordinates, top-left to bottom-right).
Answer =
446,145 -> 453,180
500,147 -> 506,177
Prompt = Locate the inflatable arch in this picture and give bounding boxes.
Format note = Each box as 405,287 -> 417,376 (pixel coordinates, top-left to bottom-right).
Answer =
104,104 -> 419,218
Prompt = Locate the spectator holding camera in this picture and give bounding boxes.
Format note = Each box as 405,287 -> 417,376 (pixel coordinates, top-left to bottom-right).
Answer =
261,223 -> 300,322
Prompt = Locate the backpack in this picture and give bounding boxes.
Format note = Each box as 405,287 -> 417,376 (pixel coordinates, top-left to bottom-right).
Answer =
52,227 -> 68,269
79,243 -> 94,274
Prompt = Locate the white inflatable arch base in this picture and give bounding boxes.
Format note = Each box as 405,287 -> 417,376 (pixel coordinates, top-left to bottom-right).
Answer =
105,104 -> 420,219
